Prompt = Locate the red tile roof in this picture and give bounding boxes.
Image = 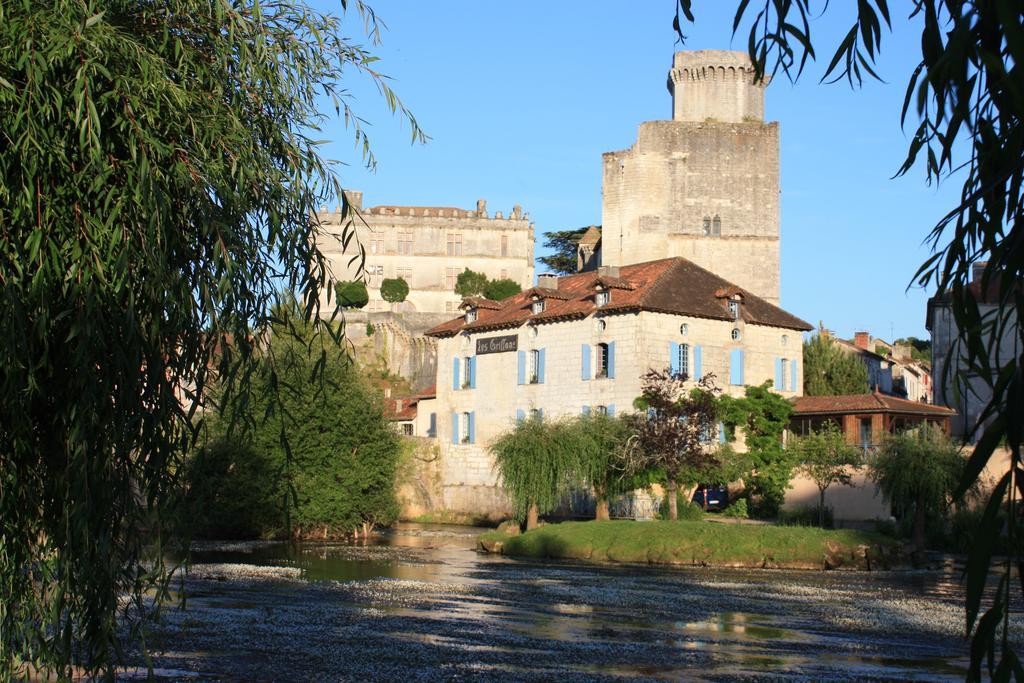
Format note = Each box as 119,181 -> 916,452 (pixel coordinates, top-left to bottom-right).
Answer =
425,257 -> 812,337
791,392 -> 955,417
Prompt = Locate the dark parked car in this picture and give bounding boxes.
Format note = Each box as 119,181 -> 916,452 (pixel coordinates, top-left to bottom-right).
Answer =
691,485 -> 729,511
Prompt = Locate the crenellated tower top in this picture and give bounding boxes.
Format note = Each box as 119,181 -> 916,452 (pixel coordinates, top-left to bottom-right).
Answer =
667,50 -> 769,123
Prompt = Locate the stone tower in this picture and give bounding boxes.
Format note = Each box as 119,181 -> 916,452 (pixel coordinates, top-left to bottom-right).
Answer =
601,50 -> 780,304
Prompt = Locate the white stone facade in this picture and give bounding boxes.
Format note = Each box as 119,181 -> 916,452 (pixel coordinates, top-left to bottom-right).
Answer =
315,194 -> 535,316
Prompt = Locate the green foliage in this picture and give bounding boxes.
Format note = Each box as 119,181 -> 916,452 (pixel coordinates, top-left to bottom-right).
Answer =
722,499 -> 749,519
538,228 -> 588,274
869,425 -> 964,524
379,277 -> 409,304
484,520 -> 893,567
491,416 -> 577,522
778,505 -> 835,530
718,383 -> 794,517
366,322 -> 375,337
802,334 -> 869,396
658,494 -> 705,521
893,337 -> 932,363
454,268 -> 489,297
184,319 -> 401,539
336,280 -> 370,308
483,278 -> 522,301
570,414 -> 637,500
0,1 -> 422,677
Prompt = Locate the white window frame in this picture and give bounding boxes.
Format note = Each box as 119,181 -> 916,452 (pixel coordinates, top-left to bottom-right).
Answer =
728,300 -> 740,320
532,300 -> 545,314
679,343 -> 690,378
461,412 -> 472,444
529,349 -> 541,384
596,342 -> 610,379
595,290 -> 610,307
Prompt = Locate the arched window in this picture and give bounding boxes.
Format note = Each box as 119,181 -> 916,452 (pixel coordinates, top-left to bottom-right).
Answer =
712,215 -> 722,236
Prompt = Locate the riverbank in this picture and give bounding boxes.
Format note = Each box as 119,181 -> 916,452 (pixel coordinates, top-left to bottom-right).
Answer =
478,520 -> 902,570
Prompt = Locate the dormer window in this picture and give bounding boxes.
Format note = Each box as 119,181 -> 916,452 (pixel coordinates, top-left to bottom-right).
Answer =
595,290 -> 610,307
532,300 -> 545,314
465,308 -> 477,324
728,300 -> 740,320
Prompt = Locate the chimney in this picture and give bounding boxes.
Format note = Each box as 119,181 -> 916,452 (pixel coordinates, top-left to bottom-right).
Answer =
854,332 -> 871,350
972,260 -> 988,283
343,190 -> 363,211
598,265 -> 620,279
537,273 -> 558,290
476,199 -> 487,217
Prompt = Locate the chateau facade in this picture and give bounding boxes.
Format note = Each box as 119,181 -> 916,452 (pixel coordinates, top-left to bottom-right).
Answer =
601,51 -> 781,304
316,193 -> 535,315
423,259 -> 811,513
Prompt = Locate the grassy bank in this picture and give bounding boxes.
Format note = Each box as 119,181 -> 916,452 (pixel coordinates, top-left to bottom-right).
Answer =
479,520 -> 899,570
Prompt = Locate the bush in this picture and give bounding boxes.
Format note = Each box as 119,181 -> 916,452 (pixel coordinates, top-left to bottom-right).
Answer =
722,499 -> 749,519
658,492 -> 704,521
778,505 -> 834,529
454,268 -> 488,297
365,322 -> 375,337
483,278 -> 522,301
335,280 -> 369,308
380,277 -> 409,303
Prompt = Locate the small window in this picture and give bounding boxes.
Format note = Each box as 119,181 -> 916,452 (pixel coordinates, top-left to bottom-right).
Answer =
596,319 -> 606,333
528,325 -> 538,339
680,323 -> 689,336
462,412 -> 472,444
532,300 -> 545,314
501,235 -> 509,257
712,215 -> 722,236
679,343 -> 690,378
529,408 -> 542,421
463,357 -> 473,388
595,290 -> 610,307
465,309 -> 477,324
595,405 -> 608,416
728,300 -> 740,320
782,334 -> 789,346
731,328 -> 741,341
529,349 -> 541,384
702,216 -> 711,235
596,342 -> 610,378
402,423 -> 414,436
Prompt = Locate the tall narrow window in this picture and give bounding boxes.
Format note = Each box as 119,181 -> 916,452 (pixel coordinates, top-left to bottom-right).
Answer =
596,343 -> 610,378
463,357 -> 473,388
679,343 -> 690,378
780,358 -> 789,391
500,235 -> 508,257
447,233 -> 463,256
702,216 -> 711,235
462,412 -> 472,444
529,349 -> 540,384
397,232 -> 413,255
445,267 -> 457,290
712,215 -> 722,236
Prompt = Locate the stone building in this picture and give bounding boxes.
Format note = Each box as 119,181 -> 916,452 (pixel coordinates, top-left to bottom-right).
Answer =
315,192 -> 535,316
928,262 -> 1021,441
423,258 -> 811,515
601,50 -> 781,304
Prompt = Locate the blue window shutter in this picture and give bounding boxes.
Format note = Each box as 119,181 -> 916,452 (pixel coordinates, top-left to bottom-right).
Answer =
791,358 -> 798,393
694,345 -> 703,379
451,413 -> 459,445
607,404 -> 615,417
719,421 -> 726,444
607,341 -> 616,379
516,409 -> 525,422
775,357 -> 783,391
581,344 -> 591,381
582,405 -> 591,415
538,348 -> 546,384
741,350 -> 745,385
670,342 -> 680,376
452,357 -> 460,391
517,350 -> 525,385
730,348 -> 743,385
469,412 -> 476,444
469,357 -> 477,389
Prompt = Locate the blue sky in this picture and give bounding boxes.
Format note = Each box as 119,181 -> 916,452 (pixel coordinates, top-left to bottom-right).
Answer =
320,1 -> 959,342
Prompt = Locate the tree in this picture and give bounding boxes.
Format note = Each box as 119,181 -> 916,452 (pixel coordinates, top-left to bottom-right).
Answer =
483,278 -> 522,301
893,337 -> 932,363
870,424 -> 964,554
718,382 -> 795,517
792,423 -> 862,527
454,268 -> 489,298
803,334 -> 869,396
492,415 -> 576,529
380,277 -> 409,304
630,370 -> 720,521
538,228 -> 588,274
569,413 -> 638,521
336,280 -> 369,309
672,3 -> 1022,672
0,1 -> 422,677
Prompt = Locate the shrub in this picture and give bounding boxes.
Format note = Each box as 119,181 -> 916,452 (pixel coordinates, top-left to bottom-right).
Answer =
336,280 -> 369,308
454,268 -> 488,297
722,499 -> 749,519
483,278 -> 522,301
658,493 -> 704,521
366,322 -> 375,337
380,277 -> 409,303
778,505 -> 834,529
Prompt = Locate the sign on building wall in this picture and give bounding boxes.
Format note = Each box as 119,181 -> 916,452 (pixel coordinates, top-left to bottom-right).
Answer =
476,335 -> 518,355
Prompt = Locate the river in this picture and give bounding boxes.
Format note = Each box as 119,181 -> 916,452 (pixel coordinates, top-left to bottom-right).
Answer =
137,522 -> 979,681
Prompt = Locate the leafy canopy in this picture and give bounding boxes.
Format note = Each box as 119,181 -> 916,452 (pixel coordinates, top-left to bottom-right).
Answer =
454,268 -> 490,297
483,278 -> 522,301
380,277 -> 409,303
538,228 -> 588,275
336,280 -> 369,308
492,416 -> 578,522
803,334 -> 869,396
0,0 -> 421,677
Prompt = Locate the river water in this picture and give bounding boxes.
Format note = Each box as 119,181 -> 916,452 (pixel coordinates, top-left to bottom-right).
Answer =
139,523 -> 980,681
